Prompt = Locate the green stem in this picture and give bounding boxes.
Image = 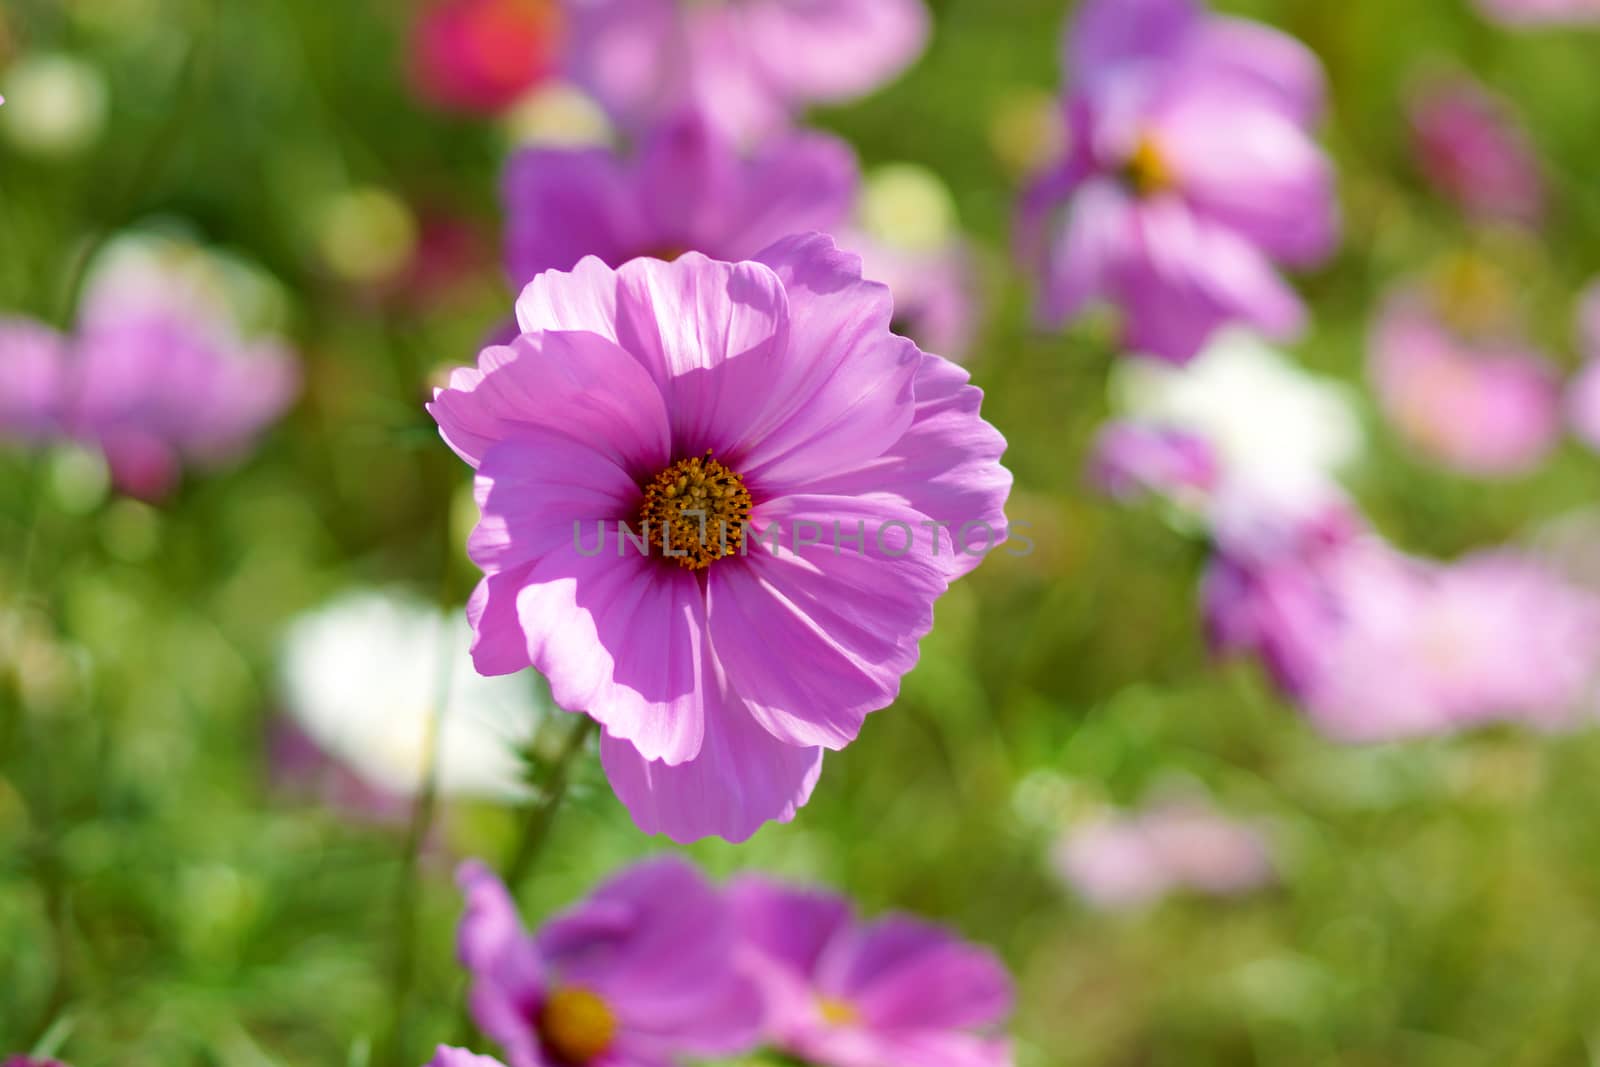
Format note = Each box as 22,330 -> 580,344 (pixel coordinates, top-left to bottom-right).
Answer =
448,713 -> 598,1048
504,715 -> 598,896
376,514 -> 460,1067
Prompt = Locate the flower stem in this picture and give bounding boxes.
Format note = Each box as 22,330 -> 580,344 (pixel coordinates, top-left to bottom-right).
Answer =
504,714 -> 598,895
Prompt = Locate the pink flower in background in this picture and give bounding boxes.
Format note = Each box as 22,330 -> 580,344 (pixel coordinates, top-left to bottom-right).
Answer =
1302,552 -> 1600,741
503,109 -> 857,287
1019,0 -> 1338,363
1475,0 -> 1600,25
457,858 -> 761,1067
411,0 -> 564,114
64,237 -> 299,500
1206,500 -> 1600,741
429,236 -> 1009,842
0,316 -> 67,444
1202,493 -> 1375,700
1567,280 -> 1600,451
1087,421 -> 1219,503
3,1059 -> 69,1067
1409,74 -> 1544,226
847,230 -> 979,363
566,0 -> 929,141
1369,292 -> 1560,478
1054,800 -> 1274,908
731,876 -> 1013,1067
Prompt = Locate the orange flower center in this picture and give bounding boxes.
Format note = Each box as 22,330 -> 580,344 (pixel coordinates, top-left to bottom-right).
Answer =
1124,134 -> 1174,198
638,450 -> 753,570
539,986 -> 617,1065
818,996 -> 861,1027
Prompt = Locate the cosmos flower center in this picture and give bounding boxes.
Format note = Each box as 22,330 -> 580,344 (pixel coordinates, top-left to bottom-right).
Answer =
539,986 -> 617,1065
1123,134 -> 1174,198
818,996 -> 861,1027
638,450 -> 753,570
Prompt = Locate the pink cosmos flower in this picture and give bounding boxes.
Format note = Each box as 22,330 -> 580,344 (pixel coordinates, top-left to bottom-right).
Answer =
1301,551 -> 1600,741
3,1059 -> 68,1067
0,316 -> 68,445
566,0 -> 929,142
1054,800 -> 1274,909
1019,0 -> 1338,363
503,109 -> 857,288
1201,492 -> 1374,700
1369,291 -> 1560,478
411,0 -> 564,114
428,235 -> 1010,842
1567,280 -> 1600,450
1086,420 -> 1218,503
1475,0 -> 1600,25
457,858 -> 761,1067
730,876 -> 1014,1067
1409,74 -> 1544,227
63,236 -> 299,499
846,229 -> 979,363
1205,501 -> 1600,741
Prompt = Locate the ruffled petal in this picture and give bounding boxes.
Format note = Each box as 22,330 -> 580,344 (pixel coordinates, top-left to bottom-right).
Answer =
429,328 -> 671,473
742,234 -> 919,492
804,352 -> 1011,581
600,697 -> 824,844
706,494 -> 947,750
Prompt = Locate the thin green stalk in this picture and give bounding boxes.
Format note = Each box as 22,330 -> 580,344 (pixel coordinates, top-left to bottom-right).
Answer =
504,715 -> 598,896
448,713 -> 598,1048
376,526 -> 459,1067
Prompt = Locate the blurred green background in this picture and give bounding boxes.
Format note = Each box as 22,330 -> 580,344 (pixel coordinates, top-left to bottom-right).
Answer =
5,0 -> 1600,1064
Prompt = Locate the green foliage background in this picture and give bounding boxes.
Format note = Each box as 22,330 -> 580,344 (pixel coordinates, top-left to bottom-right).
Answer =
4,0 -> 1600,1064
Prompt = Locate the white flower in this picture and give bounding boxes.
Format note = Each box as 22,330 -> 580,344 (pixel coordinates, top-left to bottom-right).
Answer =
279,589 -> 545,801
1112,330 -> 1363,517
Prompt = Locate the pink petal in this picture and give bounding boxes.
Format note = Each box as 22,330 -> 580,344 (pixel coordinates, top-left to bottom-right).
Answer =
706,494 -> 948,750
742,234 -> 920,492
599,697 -> 824,844
513,548 -> 710,765
430,329 -> 672,473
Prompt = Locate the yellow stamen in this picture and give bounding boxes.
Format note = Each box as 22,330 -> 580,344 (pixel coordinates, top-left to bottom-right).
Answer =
818,996 -> 861,1027
539,987 -> 617,1065
1125,134 -> 1173,198
638,450 -> 753,570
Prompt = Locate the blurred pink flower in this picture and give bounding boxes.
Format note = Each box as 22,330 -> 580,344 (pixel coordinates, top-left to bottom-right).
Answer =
1369,292 -> 1560,478
730,876 -> 1014,1067
503,109 -> 857,287
428,236 -> 1010,842
1409,73 -> 1544,226
1475,0 -> 1600,25
566,0 -> 928,142
1302,551 -> 1600,741
411,0 -> 564,114
1054,800 -> 1274,909
1019,0 -> 1338,363
846,229 -> 980,362
1567,280 -> 1600,450
1087,420 -> 1219,502
1202,492 -> 1374,700
66,239 -> 300,500
1207,502 -> 1600,741
457,857 -> 761,1067
0,316 -> 68,445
